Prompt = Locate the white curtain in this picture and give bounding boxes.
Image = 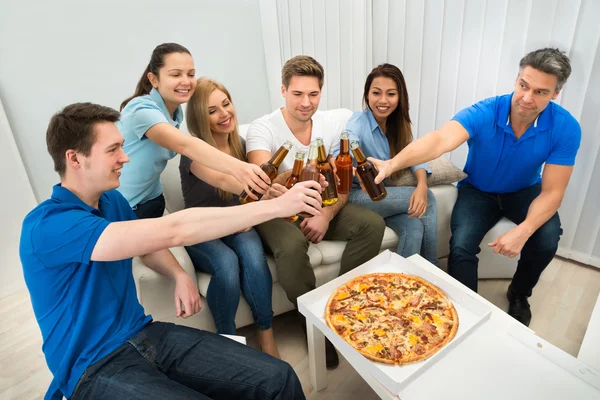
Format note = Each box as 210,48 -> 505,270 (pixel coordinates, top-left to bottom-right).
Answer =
259,0 -> 372,111
259,0 -> 600,268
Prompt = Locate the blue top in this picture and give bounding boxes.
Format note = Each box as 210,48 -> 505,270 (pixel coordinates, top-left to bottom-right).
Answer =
345,108 -> 431,184
20,185 -> 152,399
117,88 -> 183,208
452,93 -> 581,193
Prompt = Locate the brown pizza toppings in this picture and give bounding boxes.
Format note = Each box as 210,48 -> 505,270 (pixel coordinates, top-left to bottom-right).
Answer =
325,273 -> 459,365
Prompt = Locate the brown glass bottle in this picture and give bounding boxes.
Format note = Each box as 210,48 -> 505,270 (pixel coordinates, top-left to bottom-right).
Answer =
316,137 -> 338,206
239,140 -> 292,204
350,140 -> 387,201
335,131 -> 353,194
284,151 -> 305,222
298,142 -> 319,218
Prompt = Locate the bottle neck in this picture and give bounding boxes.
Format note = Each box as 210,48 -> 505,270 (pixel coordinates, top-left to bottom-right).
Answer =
351,146 -> 367,163
291,159 -> 304,176
340,138 -> 350,155
317,144 -> 328,162
270,145 -> 290,167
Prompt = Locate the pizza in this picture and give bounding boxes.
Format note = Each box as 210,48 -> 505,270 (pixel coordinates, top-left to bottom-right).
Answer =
325,273 -> 458,364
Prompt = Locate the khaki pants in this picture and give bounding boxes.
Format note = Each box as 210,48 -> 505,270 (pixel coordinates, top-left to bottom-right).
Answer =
255,203 -> 386,307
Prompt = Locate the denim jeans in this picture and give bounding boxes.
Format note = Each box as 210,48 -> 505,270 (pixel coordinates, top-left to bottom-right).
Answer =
71,322 -> 304,400
349,187 -> 439,266
133,193 -> 165,219
256,203 -> 386,307
185,228 -> 274,334
448,182 -> 562,295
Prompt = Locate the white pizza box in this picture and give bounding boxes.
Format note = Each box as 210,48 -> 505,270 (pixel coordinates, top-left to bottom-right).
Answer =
298,250 -> 494,395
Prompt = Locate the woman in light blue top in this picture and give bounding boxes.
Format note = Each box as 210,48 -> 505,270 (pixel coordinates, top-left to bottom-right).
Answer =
347,63 -> 439,265
118,43 -> 270,218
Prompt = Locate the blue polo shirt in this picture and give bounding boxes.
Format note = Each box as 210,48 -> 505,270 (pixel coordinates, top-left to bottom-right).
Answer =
344,108 -> 430,187
20,185 -> 152,399
117,88 -> 183,208
452,93 -> 581,193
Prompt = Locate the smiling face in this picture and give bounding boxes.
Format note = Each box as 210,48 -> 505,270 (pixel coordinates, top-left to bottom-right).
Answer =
512,66 -> 560,120
208,89 -> 236,136
78,122 -> 130,192
367,76 -> 399,124
281,76 -> 322,123
148,52 -> 197,114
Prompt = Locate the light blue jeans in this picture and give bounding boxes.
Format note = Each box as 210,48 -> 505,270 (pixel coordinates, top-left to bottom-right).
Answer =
350,186 -> 439,266
185,228 -> 273,334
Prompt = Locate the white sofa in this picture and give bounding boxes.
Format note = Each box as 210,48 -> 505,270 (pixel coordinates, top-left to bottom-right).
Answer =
132,109 -> 518,331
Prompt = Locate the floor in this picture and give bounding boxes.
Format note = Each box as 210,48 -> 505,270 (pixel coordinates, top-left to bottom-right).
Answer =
1,256 -> 599,400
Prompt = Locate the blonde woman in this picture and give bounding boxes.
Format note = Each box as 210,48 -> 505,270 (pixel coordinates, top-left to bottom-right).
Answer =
181,77 -> 279,357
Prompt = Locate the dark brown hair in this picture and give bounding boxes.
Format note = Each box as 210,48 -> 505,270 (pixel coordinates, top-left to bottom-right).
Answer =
281,55 -> 324,89
519,48 -> 571,91
363,63 -> 412,177
120,43 -> 191,110
46,102 -> 120,177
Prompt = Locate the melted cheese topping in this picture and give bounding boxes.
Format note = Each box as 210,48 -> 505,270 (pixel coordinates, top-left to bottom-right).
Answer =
336,291 -> 350,300
409,334 -> 418,345
365,343 -> 383,353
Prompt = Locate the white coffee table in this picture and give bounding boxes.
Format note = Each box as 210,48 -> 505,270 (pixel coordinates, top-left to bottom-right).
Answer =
298,252 -> 600,399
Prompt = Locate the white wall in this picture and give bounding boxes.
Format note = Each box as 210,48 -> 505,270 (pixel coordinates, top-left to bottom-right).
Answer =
0,0 -> 272,201
0,99 -> 37,299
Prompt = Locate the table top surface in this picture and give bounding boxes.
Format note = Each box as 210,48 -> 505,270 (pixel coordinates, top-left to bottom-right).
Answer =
298,252 -> 600,400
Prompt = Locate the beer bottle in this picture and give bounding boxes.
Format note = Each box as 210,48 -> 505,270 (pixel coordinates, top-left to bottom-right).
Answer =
316,137 -> 338,206
350,140 -> 387,201
298,142 -> 320,218
239,140 -> 292,204
284,151 -> 305,222
335,131 -> 353,194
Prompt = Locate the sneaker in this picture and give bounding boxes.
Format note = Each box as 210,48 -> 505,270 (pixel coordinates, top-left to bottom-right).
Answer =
506,284 -> 532,327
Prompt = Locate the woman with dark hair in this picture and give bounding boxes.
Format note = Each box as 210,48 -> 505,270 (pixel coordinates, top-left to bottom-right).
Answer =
181,77 -> 279,357
347,63 -> 439,265
117,43 -> 270,219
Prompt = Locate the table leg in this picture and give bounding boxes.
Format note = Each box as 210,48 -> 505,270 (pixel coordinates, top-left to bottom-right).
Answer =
307,321 -> 328,391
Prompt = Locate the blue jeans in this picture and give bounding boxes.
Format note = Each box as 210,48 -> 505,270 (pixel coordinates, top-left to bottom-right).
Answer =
350,187 -> 439,266
185,228 -> 274,334
71,322 -> 304,400
449,182 -> 562,295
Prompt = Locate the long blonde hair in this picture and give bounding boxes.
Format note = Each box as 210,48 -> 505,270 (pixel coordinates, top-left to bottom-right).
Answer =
186,77 -> 246,201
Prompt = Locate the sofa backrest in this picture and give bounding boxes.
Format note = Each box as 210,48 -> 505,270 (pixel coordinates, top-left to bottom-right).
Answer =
161,108 -> 353,213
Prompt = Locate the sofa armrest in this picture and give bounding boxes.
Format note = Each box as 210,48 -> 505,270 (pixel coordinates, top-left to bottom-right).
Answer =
132,246 -> 198,320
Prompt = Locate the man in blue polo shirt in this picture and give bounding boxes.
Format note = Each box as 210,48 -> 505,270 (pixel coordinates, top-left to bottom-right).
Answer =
20,103 -> 322,399
370,48 -> 581,326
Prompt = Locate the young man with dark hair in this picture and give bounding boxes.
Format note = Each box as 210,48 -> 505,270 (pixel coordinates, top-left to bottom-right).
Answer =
371,48 -> 581,326
21,102 -> 322,400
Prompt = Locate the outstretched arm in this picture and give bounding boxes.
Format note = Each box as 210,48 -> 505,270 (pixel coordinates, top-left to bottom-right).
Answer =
91,181 -> 323,262
372,120 -> 470,183
146,123 -> 270,197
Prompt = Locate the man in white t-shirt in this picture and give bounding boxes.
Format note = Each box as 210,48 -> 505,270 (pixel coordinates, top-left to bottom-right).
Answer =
247,55 -> 386,368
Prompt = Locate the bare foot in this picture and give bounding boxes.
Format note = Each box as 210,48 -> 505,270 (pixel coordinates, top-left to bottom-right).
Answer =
258,328 -> 281,359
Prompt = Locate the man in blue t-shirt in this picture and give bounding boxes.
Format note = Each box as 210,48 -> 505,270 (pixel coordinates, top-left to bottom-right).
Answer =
20,103 -> 323,399
370,48 -> 581,327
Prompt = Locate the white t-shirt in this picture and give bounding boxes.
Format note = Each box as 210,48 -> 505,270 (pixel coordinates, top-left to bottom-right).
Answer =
246,108 -> 344,172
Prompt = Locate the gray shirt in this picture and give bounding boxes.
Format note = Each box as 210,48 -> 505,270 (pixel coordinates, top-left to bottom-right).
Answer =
179,140 -> 246,209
